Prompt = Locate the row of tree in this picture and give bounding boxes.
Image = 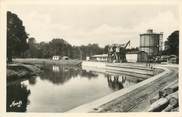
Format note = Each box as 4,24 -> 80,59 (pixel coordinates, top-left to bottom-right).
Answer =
24,38 -> 104,60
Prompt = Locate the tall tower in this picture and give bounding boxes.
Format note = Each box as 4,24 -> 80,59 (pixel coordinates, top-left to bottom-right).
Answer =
138,29 -> 163,62
159,32 -> 163,55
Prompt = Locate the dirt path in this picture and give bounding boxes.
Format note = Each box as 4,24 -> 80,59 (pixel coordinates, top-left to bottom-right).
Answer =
96,66 -> 178,112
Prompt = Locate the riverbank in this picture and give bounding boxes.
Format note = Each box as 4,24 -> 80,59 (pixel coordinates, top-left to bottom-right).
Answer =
13,58 -> 82,66
7,63 -> 41,81
7,58 -> 82,81
67,65 -> 178,112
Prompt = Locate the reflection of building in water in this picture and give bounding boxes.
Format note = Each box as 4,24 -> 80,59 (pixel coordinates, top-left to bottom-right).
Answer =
40,65 -> 99,85
106,74 -> 126,91
7,83 -> 31,112
52,65 -> 60,72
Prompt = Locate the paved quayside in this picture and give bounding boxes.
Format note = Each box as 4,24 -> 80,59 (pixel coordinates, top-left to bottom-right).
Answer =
67,64 -> 178,113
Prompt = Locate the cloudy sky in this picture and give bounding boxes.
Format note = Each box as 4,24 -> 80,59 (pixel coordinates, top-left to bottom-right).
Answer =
7,3 -> 179,47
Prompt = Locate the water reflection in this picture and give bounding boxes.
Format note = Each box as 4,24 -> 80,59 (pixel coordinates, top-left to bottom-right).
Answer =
7,65 -> 142,112
39,65 -> 80,85
7,83 -> 30,112
106,74 -> 126,91
80,70 -> 98,79
52,65 -> 60,72
32,65 -> 98,85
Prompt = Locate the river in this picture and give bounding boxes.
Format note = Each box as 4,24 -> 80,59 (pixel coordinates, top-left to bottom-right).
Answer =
7,64 -> 145,112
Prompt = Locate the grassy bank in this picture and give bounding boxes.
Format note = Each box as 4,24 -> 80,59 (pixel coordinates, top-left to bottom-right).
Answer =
7,58 -> 82,81
13,58 -> 82,66
7,63 -> 41,81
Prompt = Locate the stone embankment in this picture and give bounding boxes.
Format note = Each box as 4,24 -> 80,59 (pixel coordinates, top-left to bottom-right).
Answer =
82,61 -> 163,79
67,65 -> 178,113
148,80 -> 179,112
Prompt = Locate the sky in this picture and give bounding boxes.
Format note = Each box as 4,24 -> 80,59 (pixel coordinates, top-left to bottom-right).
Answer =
7,3 -> 179,48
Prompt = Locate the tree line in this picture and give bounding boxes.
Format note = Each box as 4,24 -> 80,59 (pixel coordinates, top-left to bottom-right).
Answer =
24,38 -> 104,60
7,11 -> 179,62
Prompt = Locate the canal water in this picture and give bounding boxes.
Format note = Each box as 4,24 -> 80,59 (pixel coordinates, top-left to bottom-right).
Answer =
7,65 -> 144,112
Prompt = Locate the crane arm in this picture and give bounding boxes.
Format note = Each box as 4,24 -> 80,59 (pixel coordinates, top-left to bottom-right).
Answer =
124,40 -> 130,48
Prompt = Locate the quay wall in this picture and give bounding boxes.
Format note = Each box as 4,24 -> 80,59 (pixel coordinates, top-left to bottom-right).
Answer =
82,61 -> 106,68
67,66 -> 170,113
82,61 -> 155,76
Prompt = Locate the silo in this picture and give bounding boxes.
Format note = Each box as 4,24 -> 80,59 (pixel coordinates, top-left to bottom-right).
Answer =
138,29 -> 163,62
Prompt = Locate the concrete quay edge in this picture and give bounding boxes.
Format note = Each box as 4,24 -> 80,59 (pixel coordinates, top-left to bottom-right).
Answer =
82,61 -> 155,75
66,66 -> 171,113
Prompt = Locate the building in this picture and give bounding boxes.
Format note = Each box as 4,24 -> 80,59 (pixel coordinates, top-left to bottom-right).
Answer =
52,56 -> 61,60
52,56 -> 69,60
62,56 -> 69,60
90,54 -> 108,62
126,53 -> 138,63
89,53 -> 138,63
137,51 -> 148,62
138,29 -> 163,62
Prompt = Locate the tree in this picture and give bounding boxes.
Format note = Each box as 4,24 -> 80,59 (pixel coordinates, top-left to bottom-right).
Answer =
7,11 -> 29,62
104,45 -> 109,54
24,38 -> 41,58
164,31 -> 179,56
28,37 -> 36,45
39,42 -> 50,58
72,46 -> 82,59
48,38 -> 72,57
79,44 -> 103,60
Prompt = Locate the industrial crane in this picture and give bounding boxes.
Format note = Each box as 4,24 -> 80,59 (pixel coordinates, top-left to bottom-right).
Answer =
108,40 -> 130,63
